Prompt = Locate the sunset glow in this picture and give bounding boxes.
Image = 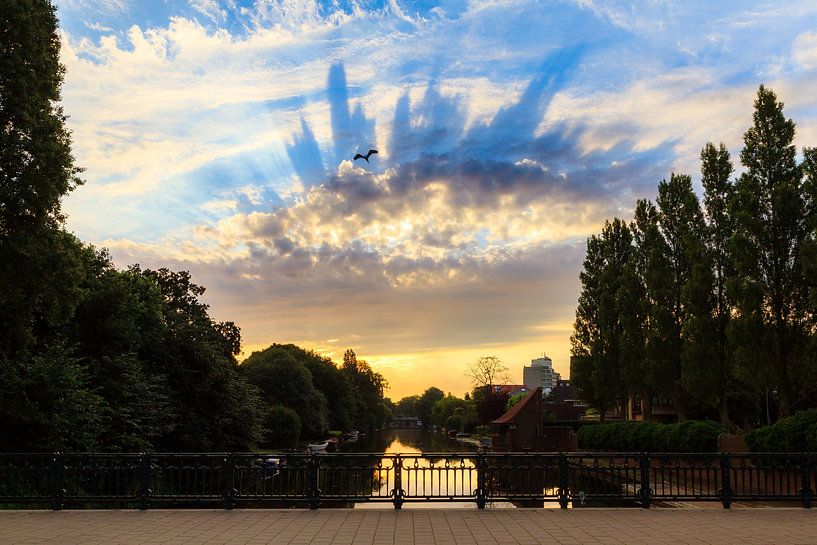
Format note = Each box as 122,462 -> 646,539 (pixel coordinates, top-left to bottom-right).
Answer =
54,1 -> 817,398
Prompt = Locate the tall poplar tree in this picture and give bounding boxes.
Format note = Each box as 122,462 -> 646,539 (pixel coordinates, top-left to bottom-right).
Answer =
698,143 -> 736,425
571,219 -> 633,420
629,199 -> 673,419
0,0 -> 83,356
730,85 -> 813,417
655,173 -> 708,417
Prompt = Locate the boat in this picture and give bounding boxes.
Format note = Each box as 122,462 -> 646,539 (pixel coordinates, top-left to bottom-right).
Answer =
257,456 -> 281,479
308,441 -> 329,452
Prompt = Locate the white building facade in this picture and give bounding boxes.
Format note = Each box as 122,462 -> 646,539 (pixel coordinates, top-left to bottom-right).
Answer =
522,354 -> 561,393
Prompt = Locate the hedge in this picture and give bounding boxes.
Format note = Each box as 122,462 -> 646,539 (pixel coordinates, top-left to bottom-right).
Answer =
745,409 -> 817,452
577,420 -> 725,452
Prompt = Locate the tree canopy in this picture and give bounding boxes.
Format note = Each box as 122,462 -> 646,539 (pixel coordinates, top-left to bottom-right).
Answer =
571,85 -> 817,427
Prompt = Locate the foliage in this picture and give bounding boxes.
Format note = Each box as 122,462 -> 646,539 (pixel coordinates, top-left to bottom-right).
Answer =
270,344 -> 356,432
745,409 -> 817,452
394,395 -> 420,416
472,385 -> 510,425
577,420 -> 725,452
262,405 -> 301,449
0,345 -> 104,452
341,349 -> 391,430
0,0 -> 81,236
729,85 -> 815,418
505,392 -> 527,411
0,0 -> 287,453
570,219 -> 633,420
431,394 -> 477,432
414,387 -> 444,428
242,347 -> 328,439
571,85 -> 817,426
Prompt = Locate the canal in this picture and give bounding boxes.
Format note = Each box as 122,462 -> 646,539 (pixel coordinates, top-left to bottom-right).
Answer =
344,430 -> 518,509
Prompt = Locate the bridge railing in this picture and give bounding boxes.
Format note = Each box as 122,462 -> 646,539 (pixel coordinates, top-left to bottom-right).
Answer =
0,452 -> 813,509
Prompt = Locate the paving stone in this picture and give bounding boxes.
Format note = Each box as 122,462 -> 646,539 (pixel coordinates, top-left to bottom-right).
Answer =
1,509 -> 816,544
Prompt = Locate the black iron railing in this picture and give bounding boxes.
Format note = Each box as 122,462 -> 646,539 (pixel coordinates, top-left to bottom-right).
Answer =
0,452 -> 813,509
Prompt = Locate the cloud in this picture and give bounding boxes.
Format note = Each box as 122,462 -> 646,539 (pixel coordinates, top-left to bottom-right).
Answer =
56,0 -> 817,394
189,0 -> 226,22
793,31 -> 817,70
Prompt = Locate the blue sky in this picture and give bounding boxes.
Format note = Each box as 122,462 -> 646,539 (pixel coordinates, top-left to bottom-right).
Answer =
55,0 -> 817,396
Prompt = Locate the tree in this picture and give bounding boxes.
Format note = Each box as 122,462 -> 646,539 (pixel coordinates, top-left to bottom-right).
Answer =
570,219 -> 633,420
0,345 -> 103,452
263,406 -> 301,449
697,142 -> 737,425
134,267 -> 264,450
466,356 -> 509,389
341,349 -> 390,430
730,85 -> 814,417
431,394 -> 476,431
655,173 -> 710,417
270,344 -> 356,432
624,199 -> 669,420
394,395 -> 420,416
242,347 -> 327,439
0,0 -> 84,357
415,387 -> 444,428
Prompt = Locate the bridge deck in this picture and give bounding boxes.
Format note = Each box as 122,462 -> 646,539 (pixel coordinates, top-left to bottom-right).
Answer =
2,508 -> 815,545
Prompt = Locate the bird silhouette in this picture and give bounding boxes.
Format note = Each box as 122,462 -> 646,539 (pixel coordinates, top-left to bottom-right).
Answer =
353,149 -> 378,163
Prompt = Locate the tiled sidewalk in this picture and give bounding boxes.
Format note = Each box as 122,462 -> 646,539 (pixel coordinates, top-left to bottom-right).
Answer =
1,508 -> 815,545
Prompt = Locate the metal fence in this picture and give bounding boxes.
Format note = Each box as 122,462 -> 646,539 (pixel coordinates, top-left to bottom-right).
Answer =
0,452 -> 813,509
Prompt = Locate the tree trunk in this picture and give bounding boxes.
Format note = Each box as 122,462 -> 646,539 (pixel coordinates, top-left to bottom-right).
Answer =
642,390 -> 653,422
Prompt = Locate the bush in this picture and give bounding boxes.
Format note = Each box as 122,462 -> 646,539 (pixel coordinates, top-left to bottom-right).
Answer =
746,409 -> 817,452
679,421 -> 723,452
577,420 -> 725,452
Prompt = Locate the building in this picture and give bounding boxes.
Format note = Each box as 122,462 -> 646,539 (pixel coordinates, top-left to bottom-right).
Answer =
490,387 -> 578,451
491,384 -> 530,398
490,388 -> 543,451
542,379 -> 589,420
522,354 -> 562,393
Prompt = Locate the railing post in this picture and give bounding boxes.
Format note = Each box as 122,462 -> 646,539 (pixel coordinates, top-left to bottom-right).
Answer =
392,454 -> 404,509
558,453 -> 569,509
802,454 -> 812,509
475,453 -> 487,509
50,453 -> 64,511
639,453 -> 651,509
222,454 -> 234,510
139,453 -> 151,510
308,453 -> 320,510
720,453 -> 732,509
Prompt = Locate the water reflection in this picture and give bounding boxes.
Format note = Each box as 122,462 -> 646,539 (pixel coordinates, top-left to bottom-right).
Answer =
352,430 -> 513,509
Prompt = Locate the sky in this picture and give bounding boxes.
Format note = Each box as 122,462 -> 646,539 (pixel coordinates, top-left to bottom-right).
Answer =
54,0 -> 817,399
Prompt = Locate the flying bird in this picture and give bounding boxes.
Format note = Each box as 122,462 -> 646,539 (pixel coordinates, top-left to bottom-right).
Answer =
354,149 -> 378,163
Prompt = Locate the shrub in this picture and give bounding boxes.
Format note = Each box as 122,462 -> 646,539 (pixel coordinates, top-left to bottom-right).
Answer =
680,421 -> 723,452
746,409 -> 817,452
577,420 -> 725,452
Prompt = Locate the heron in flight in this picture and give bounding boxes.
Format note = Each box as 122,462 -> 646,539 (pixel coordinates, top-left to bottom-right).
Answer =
354,149 -> 378,163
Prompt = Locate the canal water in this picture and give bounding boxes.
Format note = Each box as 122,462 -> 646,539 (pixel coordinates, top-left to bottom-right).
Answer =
345,429 -> 516,509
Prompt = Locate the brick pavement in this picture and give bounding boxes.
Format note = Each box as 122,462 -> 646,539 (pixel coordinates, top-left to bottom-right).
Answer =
1,508 -> 815,545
